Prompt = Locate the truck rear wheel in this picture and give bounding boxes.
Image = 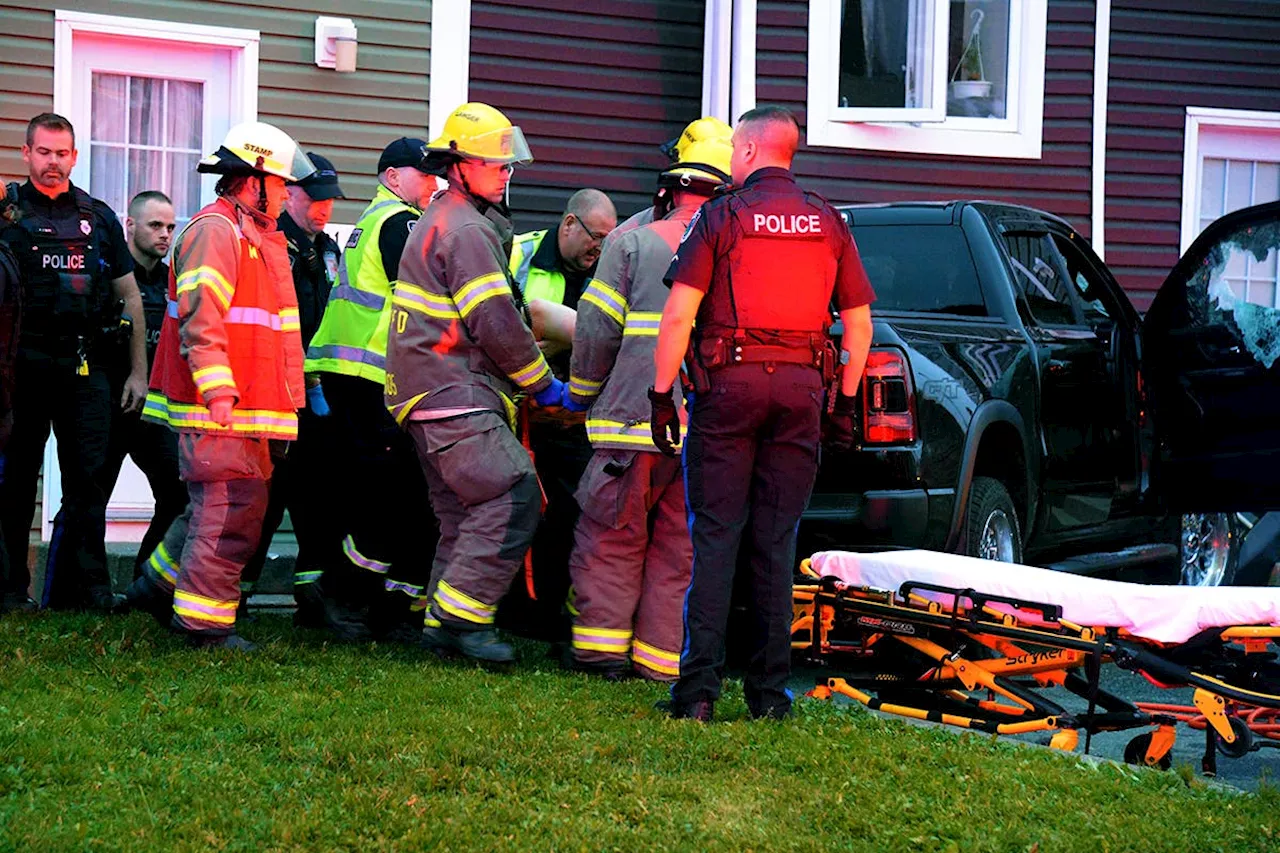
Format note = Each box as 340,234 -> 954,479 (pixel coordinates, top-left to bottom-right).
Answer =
963,477 -> 1023,564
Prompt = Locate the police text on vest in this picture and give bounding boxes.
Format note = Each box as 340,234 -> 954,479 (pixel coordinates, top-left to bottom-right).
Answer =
43,253 -> 85,270
753,213 -> 822,235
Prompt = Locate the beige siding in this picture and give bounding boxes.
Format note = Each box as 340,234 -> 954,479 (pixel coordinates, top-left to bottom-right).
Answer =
1,0 -> 430,542
1,0 -> 431,224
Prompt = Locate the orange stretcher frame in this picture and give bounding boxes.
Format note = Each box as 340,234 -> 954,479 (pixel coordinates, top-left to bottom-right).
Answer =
792,560 -> 1280,774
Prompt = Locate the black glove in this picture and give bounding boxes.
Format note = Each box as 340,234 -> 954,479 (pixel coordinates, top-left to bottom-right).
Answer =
648,386 -> 680,457
826,391 -> 861,452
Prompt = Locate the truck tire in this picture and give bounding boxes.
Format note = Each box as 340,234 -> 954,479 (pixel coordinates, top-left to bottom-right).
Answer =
1179,513 -> 1239,587
962,477 -> 1023,564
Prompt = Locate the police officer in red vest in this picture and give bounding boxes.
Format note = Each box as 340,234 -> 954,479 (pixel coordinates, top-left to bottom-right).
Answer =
651,106 -> 875,721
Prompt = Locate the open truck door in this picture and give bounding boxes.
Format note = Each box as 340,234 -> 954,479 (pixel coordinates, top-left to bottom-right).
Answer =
1144,200 -> 1280,512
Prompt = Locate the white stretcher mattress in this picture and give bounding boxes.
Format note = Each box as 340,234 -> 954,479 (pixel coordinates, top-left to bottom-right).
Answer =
809,549 -> 1280,644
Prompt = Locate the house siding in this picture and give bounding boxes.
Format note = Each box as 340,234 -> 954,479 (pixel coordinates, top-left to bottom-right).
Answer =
1107,0 -> 1280,309
757,1 -> 1098,238
468,0 -> 705,232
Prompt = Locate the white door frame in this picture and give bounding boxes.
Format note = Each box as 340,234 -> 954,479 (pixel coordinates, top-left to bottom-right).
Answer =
1181,106 -> 1280,253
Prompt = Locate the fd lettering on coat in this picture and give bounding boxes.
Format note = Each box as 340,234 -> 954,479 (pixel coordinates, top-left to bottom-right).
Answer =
752,213 -> 822,235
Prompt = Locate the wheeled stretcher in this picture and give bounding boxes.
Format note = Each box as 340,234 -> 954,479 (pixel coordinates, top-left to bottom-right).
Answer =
792,550 -> 1280,774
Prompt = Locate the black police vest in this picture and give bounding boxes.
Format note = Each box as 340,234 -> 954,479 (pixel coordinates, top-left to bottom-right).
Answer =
708,184 -> 837,336
1,182 -> 108,352
136,262 -> 169,365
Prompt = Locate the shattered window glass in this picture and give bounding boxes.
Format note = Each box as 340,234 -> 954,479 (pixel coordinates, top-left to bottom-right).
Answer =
1186,220 -> 1280,367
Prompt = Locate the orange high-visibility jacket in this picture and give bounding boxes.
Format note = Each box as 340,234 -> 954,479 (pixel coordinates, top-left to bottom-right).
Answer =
144,196 -> 306,440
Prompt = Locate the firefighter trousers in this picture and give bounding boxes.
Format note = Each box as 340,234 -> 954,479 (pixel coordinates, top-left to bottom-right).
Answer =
320,374 -> 435,626
569,449 -> 691,680
674,363 -> 823,717
407,410 -> 540,632
141,433 -> 272,637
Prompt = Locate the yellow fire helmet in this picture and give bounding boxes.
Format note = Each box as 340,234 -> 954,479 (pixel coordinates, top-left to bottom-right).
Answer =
197,121 -> 315,182
424,102 -> 533,165
659,115 -> 733,162
660,136 -> 733,189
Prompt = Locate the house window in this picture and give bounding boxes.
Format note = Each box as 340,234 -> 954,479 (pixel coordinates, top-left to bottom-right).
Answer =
808,0 -> 1047,158
89,73 -> 205,225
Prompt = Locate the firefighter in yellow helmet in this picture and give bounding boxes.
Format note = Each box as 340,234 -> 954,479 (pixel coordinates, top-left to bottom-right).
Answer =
603,116 -> 733,254
384,102 -> 559,664
558,136 -> 732,680
126,121 -> 311,650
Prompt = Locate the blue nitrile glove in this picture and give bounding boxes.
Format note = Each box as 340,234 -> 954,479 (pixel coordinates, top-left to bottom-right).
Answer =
561,383 -> 590,412
306,383 -> 331,417
532,377 -> 566,407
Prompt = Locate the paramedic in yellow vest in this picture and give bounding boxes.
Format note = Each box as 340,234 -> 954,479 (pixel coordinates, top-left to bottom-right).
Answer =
501,188 -> 616,642
302,138 -> 439,643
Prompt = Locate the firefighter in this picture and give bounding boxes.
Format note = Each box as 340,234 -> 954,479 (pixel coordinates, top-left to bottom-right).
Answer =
561,136 -> 733,681
303,139 -> 440,642
239,153 -> 345,627
0,113 -> 148,612
385,101 -> 562,664
501,188 -> 616,640
126,121 -> 312,650
602,116 -> 732,253
652,106 -> 875,720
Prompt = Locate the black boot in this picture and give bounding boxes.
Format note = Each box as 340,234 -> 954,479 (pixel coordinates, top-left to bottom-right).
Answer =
293,581 -> 327,629
88,586 -> 130,614
186,632 -> 257,652
422,624 -> 515,664
655,698 -> 714,722
322,592 -> 372,642
124,576 -> 173,628
561,649 -> 635,682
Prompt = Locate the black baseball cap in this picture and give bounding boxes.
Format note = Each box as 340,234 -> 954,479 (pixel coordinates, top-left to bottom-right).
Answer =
295,152 -> 345,200
378,137 -> 429,173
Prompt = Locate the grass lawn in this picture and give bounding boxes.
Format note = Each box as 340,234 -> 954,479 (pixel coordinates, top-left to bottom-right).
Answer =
2,612 -> 1278,852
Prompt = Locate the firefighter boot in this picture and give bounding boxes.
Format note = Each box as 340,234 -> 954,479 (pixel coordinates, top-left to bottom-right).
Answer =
421,624 -> 516,664
655,698 -> 714,723
293,580 -> 327,629
125,575 -> 175,628
186,632 -> 258,652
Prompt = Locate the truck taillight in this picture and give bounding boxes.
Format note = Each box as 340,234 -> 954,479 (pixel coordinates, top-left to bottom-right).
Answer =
862,348 -> 916,444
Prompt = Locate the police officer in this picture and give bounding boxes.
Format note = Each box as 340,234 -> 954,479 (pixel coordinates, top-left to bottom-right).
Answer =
240,153 -> 345,627
386,102 -> 562,665
0,234 -> 19,614
0,113 -> 149,612
48,191 -> 189,587
502,188 -> 616,640
652,106 -> 875,721
561,137 -> 733,681
304,139 -> 438,642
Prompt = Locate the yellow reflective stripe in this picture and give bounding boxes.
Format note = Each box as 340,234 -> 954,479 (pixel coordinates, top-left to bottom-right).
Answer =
568,374 -> 602,398
176,265 -> 235,311
623,311 -> 663,337
191,365 -> 236,395
173,590 -> 238,625
435,579 -> 497,624
147,543 -> 177,585
510,355 -> 551,389
143,393 -> 298,437
392,283 -> 462,319
388,392 -> 430,425
581,279 -> 627,326
279,307 -> 300,332
585,419 -> 656,448
454,272 -> 510,318
632,638 -> 681,676
572,624 -> 633,653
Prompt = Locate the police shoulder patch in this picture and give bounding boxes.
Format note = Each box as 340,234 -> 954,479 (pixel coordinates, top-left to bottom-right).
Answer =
80,219 -> 92,235
679,209 -> 701,244
345,228 -> 363,249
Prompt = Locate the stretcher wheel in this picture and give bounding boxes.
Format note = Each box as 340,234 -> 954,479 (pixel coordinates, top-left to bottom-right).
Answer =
1123,734 -> 1172,770
1215,716 -> 1254,759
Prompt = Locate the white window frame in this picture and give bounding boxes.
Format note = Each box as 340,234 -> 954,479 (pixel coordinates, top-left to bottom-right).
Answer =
1180,106 -> 1280,254
806,0 -> 1048,159
822,0 -> 950,124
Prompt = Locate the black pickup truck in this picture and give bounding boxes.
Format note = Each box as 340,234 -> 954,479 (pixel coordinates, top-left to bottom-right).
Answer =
800,199 -> 1280,586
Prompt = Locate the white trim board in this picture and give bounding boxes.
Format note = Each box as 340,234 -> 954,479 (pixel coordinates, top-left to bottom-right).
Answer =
730,0 -> 757,122
53,10 -> 259,124
702,0 -> 732,121
1091,0 -> 1110,260
429,0 -> 472,142
1180,107 -> 1280,253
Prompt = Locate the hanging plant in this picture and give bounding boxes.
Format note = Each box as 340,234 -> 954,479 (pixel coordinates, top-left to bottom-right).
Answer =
949,9 -> 991,99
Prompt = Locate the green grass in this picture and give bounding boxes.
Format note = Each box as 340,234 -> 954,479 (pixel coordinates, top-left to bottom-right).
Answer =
2,613 -> 1278,853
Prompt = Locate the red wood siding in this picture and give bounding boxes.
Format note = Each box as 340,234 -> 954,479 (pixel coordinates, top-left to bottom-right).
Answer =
469,0 -> 705,232
1107,0 -> 1280,310
758,1 -> 1097,236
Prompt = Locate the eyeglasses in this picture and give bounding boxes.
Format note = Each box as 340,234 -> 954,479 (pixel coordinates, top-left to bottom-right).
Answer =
571,214 -> 610,244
